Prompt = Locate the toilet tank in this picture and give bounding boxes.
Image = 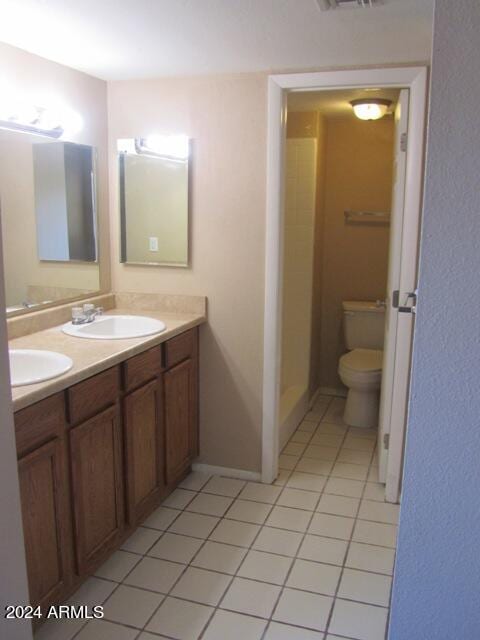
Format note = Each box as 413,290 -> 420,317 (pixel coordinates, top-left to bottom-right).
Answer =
342,300 -> 386,350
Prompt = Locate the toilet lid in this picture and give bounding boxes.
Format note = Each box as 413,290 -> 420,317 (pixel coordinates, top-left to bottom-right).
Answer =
341,348 -> 383,372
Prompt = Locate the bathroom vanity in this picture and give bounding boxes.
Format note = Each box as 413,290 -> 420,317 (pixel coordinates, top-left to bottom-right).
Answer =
9,301 -> 204,615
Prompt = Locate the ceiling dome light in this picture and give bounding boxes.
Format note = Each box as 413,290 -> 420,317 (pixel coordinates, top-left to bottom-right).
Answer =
350,98 -> 392,121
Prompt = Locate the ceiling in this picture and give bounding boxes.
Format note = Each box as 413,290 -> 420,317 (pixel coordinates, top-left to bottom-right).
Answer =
288,87 -> 401,117
0,0 -> 433,81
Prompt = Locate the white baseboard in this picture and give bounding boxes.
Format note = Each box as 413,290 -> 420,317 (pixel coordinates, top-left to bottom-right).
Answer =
280,387 -> 310,449
192,463 -> 261,482
319,386 -> 347,398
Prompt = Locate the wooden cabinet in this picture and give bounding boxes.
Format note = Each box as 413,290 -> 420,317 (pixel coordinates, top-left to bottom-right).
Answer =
124,378 -> 165,524
18,438 -> 72,610
14,325 -> 200,609
69,405 -> 124,576
164,329 -> 199,483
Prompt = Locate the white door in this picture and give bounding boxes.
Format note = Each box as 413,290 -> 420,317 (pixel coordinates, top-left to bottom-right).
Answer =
378,89 -> 417,502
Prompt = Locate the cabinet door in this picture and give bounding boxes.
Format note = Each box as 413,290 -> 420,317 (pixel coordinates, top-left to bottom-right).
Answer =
164,358 -> 195,484
18,438 -> 72,608
69,405 -> 124,576
124,378 -> 165,524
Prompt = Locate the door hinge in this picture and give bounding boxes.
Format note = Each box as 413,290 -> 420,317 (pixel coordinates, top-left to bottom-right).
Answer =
392,289 -> 417,314
400,132 -> 408,152
383,433 -> 390,449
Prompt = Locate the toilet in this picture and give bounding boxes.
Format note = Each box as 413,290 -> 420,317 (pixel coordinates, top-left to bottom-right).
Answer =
338,301 -> 385,428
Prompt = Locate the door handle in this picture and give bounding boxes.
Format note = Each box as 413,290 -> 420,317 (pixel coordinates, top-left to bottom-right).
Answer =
392,290 -> 417,314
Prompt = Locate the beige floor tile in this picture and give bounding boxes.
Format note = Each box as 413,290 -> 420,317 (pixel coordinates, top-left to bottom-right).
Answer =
146,596 -> 213,639
239,482 -> 282,504
143,506 -> 181,531
343,436 -> 376,452
316,423 -> 348,437
209,519 -> 260,547
68,576 -> 116,608
358,499 -> 399,525
347,426 -> 377,440
186,492 -> 234,517
273,588 -> 333,632
283,442 -> 307,456
75,620 -> 138,640
295,458 -> 333,476
202,610 -> 267,640
103,585 -> 163,628
328,599 -> 388,640
237,549 -> 292,585
286,559 -> 341,596
168,511 -> 220,538
279,454 -> 300,470
278,487 -> 320,511
94,550 -> 140,582
298,535 -> 348,566
253,526 -> 303,557
308,513 -> 354,540
202,476 -> 246,497
297,419 -> 318,433
337,449 -> 373,465
325,477 -> 365,498
163,488 -> 197,509
34,618 -> 86,640
192,541 -> 246,574
179,471 -> 211,491
120,526 -> 161,555
264,621 -> 324,639
148,532 -> 203,564
331,462 -> 369,481
338,568 -> 392,607
363,482 -> 386,502
225,499 -> 272,524
303,444 -> 339,461
317,494 -> 360,518
310,433 -> 344,448
290,430 -> 312,444
274,469 -> 292,486
220,577 -> 281,618
171,567 -> 231,605
266,505 -> 312,533
322,398 -> 346,425
353,520 -> 397,548
346,542 -> 395,575
287,471 -> 327,492
124,557 -> 184,593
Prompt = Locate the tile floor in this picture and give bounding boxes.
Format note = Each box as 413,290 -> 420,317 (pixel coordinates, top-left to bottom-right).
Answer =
36,395 -> 398,640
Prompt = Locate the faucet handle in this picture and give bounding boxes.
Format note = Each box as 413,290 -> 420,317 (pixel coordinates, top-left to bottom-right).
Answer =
95,307 -> 104,315
71,307 -> 84,324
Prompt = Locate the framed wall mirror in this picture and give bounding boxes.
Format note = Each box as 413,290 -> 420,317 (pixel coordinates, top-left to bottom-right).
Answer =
118,136 -> 190,267
0,129 -> 100,316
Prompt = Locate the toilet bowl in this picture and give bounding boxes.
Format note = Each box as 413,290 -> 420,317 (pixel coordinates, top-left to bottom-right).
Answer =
338,348 -> 383,428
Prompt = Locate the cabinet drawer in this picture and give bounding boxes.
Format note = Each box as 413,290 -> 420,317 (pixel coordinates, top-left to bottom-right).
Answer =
15,393 -> 65,458
123,345 -> 162,393
67,367 -> 120,425
165,328 -> 197,369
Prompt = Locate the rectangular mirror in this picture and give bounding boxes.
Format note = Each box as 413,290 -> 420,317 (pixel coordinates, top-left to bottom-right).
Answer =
119,136 -> 189,267
0,129 -> 100,315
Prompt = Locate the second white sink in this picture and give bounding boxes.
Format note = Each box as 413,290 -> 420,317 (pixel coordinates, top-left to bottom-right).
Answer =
62,315 -> 166,340
10,349 -> 73,387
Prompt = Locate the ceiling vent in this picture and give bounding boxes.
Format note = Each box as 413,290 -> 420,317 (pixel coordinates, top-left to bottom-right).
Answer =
316,0 -> 383,10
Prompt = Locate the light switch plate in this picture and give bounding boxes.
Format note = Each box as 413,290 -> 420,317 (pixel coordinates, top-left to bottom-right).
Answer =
149,236 -> 159,252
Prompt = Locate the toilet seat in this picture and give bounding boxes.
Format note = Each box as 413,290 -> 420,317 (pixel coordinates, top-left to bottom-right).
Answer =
339,348 -> 383,385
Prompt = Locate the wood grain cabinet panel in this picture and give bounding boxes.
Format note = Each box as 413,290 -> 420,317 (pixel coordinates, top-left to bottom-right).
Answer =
18,438 -> 72,609
69,405 -> 124,576
124,378 -> 165,524
164,358 -> 195,483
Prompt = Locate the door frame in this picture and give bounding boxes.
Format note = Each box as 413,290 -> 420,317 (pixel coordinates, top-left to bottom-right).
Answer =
262,66 -> 428,484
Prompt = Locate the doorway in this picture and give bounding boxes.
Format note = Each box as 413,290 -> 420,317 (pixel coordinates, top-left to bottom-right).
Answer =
262,67 -> 427,504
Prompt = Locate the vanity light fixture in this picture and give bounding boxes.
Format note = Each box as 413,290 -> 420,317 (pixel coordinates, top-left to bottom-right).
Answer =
135,134 -> 189,160
350,98 -> 392,121
0,93 -> 82,138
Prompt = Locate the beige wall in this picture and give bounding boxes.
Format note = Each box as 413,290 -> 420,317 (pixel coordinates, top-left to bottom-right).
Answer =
320,116 -> 393,389
108,75 -> 267,472
0,42 -> 110,297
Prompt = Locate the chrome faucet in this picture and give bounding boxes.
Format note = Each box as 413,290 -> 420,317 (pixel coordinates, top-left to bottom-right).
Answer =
71,304 -> 104,325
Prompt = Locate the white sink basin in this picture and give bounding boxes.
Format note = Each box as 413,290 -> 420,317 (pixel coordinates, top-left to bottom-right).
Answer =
62,315 -> 166,340
9,349 -> 73,387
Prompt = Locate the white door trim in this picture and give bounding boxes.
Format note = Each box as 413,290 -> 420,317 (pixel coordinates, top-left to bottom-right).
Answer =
262,66 -> 428,484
